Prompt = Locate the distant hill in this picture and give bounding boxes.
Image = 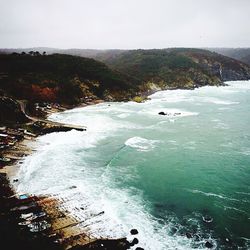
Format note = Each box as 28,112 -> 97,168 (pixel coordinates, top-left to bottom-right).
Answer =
209,48 -> 250,65
93,48 -> 250,89
0,53 -> 139,104
0,48 -> 250,105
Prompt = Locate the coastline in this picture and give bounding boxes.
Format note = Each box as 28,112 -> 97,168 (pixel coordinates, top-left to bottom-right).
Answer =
1,80 -> 247,250
0,100 -> 137,250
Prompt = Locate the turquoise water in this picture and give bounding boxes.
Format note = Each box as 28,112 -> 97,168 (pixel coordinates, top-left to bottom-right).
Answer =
15,81 -> 250,249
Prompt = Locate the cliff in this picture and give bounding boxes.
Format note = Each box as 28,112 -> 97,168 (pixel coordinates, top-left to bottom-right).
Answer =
96,48 -> 250,90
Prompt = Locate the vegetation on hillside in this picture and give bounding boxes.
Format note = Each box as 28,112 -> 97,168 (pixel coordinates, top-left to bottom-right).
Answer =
209,48 -> 250,65
97,48 -> 250,89
0,53 -> 138,104
0,48 -> 250,106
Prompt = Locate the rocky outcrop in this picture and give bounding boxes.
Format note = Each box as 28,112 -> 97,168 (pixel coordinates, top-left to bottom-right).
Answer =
221,67 -> 250,81
187,50 -> 250,82
0,96 -> 29,125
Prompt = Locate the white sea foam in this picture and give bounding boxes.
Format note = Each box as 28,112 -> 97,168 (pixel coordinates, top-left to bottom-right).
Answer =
187,189 -> 240,202
15,143 -> 204,250
226,80 -> 250,89
14,81 -> 250,249
238,148 -> 250,156
223,206 -> 248,215
201,97 -> 239,105
117,113 -> 130,118
125,136 -> 160,152
235,191 -> 250,196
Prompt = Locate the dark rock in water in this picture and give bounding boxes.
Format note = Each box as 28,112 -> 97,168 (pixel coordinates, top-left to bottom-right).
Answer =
136,248 -> 144,250
158,111 -> 166,115
202,215 -> 213,223
13,179 -> 18,182
170,227 -> 178,235
130,229 -> 139,235
186,232 -> 193,238
69,185 -> 77,189
130,238 -> 139,246
205,241 -> 213,248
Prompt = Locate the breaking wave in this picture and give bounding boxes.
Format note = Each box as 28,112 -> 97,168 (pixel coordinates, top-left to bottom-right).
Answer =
125,136 -> 160,152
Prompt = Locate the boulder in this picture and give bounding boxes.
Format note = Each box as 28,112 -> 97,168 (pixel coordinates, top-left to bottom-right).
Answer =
186,232 -> 193,238
205,241 -> 213,248
130,229 -> 139,235
130,238 -> 139,246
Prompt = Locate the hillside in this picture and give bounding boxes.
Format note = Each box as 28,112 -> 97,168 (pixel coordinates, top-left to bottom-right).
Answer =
0,53 -> 139,104
0,49 -> 250,108
94,48 -> 250,90
209,48 -> 250,65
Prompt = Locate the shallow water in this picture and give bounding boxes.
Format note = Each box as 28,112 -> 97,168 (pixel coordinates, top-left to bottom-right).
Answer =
15,81 -> 250,249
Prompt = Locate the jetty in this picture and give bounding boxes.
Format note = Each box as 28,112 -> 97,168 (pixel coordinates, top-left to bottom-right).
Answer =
31,120 -> 86,134
18,100 -> 86,134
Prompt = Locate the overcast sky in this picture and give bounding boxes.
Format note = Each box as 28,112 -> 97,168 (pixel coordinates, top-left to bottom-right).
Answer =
0,0 -> 250,49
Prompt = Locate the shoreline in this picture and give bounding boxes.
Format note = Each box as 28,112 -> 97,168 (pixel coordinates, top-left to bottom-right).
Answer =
0,101 -> 138,250
1,81 -> 244,250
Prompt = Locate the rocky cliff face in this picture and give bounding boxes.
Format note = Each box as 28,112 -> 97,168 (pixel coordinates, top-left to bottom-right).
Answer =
185,50 -> 250,82
220,67 -> 250,81
97,48 -> 250,92
0,96 -> 29,125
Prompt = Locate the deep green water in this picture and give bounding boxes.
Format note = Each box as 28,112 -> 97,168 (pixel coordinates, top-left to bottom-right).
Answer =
16,81 -> 250,249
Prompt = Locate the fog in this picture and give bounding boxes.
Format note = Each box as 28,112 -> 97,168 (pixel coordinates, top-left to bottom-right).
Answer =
0,0 -> 249,49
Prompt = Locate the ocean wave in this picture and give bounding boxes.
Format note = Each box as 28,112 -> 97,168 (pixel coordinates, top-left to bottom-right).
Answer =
202,97 -> 239,105
51,182 -> 211,250
226,80 -> 250,89
117,113 -> 130,118
125,136 -> 160,152
235,191 -> 250,196
238,148 -> 250,156
187,189 -> 240,202
223,206 -> 249,215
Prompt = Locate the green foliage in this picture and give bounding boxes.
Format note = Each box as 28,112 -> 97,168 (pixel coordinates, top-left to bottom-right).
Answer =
0,54 -> 138,104
0,48 -> 249,104
102,49 -> 206,87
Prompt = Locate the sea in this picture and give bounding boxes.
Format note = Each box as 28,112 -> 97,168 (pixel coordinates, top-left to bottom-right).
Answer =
14,81 -> 250,249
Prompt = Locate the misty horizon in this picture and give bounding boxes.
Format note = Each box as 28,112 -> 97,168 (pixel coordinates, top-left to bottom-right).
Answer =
1,47 -> 250,51
1,0 -> 250,49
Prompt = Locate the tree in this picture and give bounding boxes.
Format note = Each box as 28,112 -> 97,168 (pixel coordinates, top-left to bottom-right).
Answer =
34,51 -> 41,56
